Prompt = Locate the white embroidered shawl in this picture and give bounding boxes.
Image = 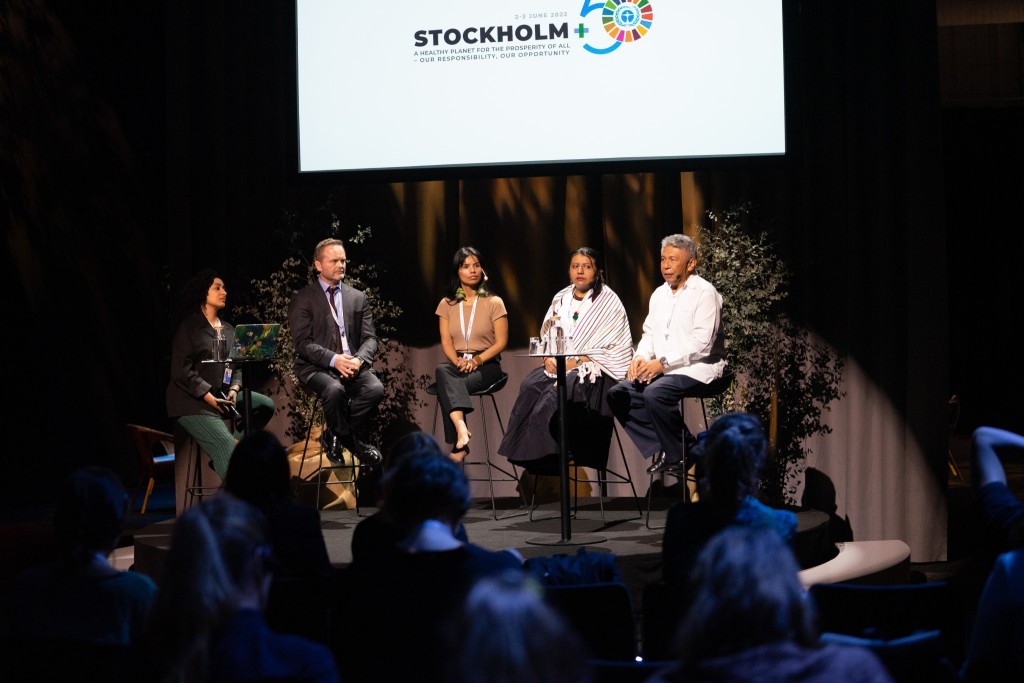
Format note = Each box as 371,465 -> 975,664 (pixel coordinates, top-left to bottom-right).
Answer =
540,284 -> 633,382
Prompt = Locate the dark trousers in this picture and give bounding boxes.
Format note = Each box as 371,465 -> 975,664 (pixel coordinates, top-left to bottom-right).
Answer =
607,374 -> 702,465
434,360 -> 503,446
305,368 -> 385,442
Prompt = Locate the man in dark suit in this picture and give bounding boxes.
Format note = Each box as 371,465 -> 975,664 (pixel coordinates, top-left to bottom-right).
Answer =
288,237 -> 384,468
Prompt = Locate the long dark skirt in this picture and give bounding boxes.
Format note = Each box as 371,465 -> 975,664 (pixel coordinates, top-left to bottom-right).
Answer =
498,367 -> 615,472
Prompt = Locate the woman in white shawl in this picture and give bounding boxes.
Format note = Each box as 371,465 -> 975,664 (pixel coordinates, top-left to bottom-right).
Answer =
499,247 -> 632,471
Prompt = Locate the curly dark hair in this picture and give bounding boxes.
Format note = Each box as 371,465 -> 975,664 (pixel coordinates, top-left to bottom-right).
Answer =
180,268 -> 220,316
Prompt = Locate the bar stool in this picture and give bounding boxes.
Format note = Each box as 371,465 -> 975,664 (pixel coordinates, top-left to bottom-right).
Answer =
571,421 -> 643,522
527,421 -> 643,524
426,373 -> 528,520
645,371 -> 733,530
294,392 -> 369,514
174,421 -> 221,513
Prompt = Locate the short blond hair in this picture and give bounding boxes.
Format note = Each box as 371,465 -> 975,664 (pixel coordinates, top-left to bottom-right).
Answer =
314,238 -> 345,262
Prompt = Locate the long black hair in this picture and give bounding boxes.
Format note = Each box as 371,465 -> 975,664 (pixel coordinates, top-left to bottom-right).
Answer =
444,246 -> 492,302
570,246 -> 605,299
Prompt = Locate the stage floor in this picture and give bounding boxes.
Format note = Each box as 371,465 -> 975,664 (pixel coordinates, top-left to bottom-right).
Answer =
129,497 -> 840,612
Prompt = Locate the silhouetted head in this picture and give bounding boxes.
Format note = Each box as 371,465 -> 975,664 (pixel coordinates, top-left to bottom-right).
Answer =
446,569 -> 590,683
223,430 -> 294,512
380,419 -> 426,468
382,434 -> 471,529
692,412 -> 768,519
673,525 -> 816,665
146,493 -> 271,680
54,466 -> 128,565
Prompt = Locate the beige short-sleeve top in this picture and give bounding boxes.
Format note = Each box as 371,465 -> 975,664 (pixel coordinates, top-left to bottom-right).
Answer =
435,295 -> 508,354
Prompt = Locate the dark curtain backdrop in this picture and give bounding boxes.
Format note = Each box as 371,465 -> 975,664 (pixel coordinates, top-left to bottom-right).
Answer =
7,0 -> 1022,561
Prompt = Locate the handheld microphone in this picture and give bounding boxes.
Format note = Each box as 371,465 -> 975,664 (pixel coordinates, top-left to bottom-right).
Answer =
216,391 -> 243,421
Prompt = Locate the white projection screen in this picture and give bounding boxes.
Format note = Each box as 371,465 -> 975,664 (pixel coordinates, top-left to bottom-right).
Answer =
296,0 -> 787,179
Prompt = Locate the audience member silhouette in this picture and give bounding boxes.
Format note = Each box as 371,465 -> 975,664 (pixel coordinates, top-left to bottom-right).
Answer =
140,492 -> 338,683
647,526 -> 893,683
2,466 -> 158,682
644,413 -> 800,662
333,434 -> 524,683
662,412 -> 797,589
444,569 -> 592,683
223,429 -> 335,643
223,430 -> 333,584
349,430 -> 469,561
959,426 -> 1024,682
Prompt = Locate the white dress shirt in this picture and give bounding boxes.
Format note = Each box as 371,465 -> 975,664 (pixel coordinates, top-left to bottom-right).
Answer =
634,274 -> 727,383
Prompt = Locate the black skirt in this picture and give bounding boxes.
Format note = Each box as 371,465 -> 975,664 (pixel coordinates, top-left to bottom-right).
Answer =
498,367 -> 615,473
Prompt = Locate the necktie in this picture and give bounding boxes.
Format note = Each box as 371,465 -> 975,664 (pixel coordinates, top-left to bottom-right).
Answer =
327,286 -> 343,352
327,286 -> 339,316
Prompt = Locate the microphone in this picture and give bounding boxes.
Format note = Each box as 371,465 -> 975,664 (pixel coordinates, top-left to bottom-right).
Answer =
216,390 -> 243,421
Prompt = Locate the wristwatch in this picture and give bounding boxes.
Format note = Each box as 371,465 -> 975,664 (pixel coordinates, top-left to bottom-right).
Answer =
658,356 -> 669,369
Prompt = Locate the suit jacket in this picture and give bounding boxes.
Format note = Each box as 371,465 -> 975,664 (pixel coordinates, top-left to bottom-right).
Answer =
288,280 -> 378,385
166,311 -> 240,417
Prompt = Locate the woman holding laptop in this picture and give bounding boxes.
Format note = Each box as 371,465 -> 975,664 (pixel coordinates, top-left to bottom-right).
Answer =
166,269 -> 274,483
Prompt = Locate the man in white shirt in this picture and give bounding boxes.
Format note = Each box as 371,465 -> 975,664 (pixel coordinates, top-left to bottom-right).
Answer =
608,234 -> 727,474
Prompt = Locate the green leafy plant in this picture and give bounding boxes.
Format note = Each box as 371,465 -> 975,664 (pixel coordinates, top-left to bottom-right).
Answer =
237,215 -> 430,448
697,205 -> 845,505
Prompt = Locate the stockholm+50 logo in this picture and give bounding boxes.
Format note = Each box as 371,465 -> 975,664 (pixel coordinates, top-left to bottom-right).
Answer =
575,0 -> 654,55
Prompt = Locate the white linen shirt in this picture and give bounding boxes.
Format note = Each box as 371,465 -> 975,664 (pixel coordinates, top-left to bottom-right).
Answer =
634,274 -> 727,384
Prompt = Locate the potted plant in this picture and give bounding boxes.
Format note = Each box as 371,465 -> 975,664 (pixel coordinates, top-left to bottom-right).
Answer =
237,215 -> 430,457
696,205 -> 845,505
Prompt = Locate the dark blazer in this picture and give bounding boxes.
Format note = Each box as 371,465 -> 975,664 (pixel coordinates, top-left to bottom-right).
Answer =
208,608 -> 340,683
288,280 -> 378,385
166,311 -> 241,417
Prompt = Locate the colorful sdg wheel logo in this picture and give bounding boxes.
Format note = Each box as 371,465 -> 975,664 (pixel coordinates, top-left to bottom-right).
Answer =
602,0 -> 654,43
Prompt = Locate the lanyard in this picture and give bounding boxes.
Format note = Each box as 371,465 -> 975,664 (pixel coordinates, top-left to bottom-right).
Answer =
458,296 -> 479,354
326,287 -> 350,353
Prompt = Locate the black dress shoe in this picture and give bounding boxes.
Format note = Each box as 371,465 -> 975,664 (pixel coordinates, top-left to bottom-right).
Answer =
352,441 -> 383,468
319,427 -> 345,465
648,451 -> 682,474
663,458 -> 691,475
646,451 -> 668,474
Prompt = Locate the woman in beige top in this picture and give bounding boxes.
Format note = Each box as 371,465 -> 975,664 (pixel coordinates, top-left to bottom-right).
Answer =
435,246 -> 508,461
